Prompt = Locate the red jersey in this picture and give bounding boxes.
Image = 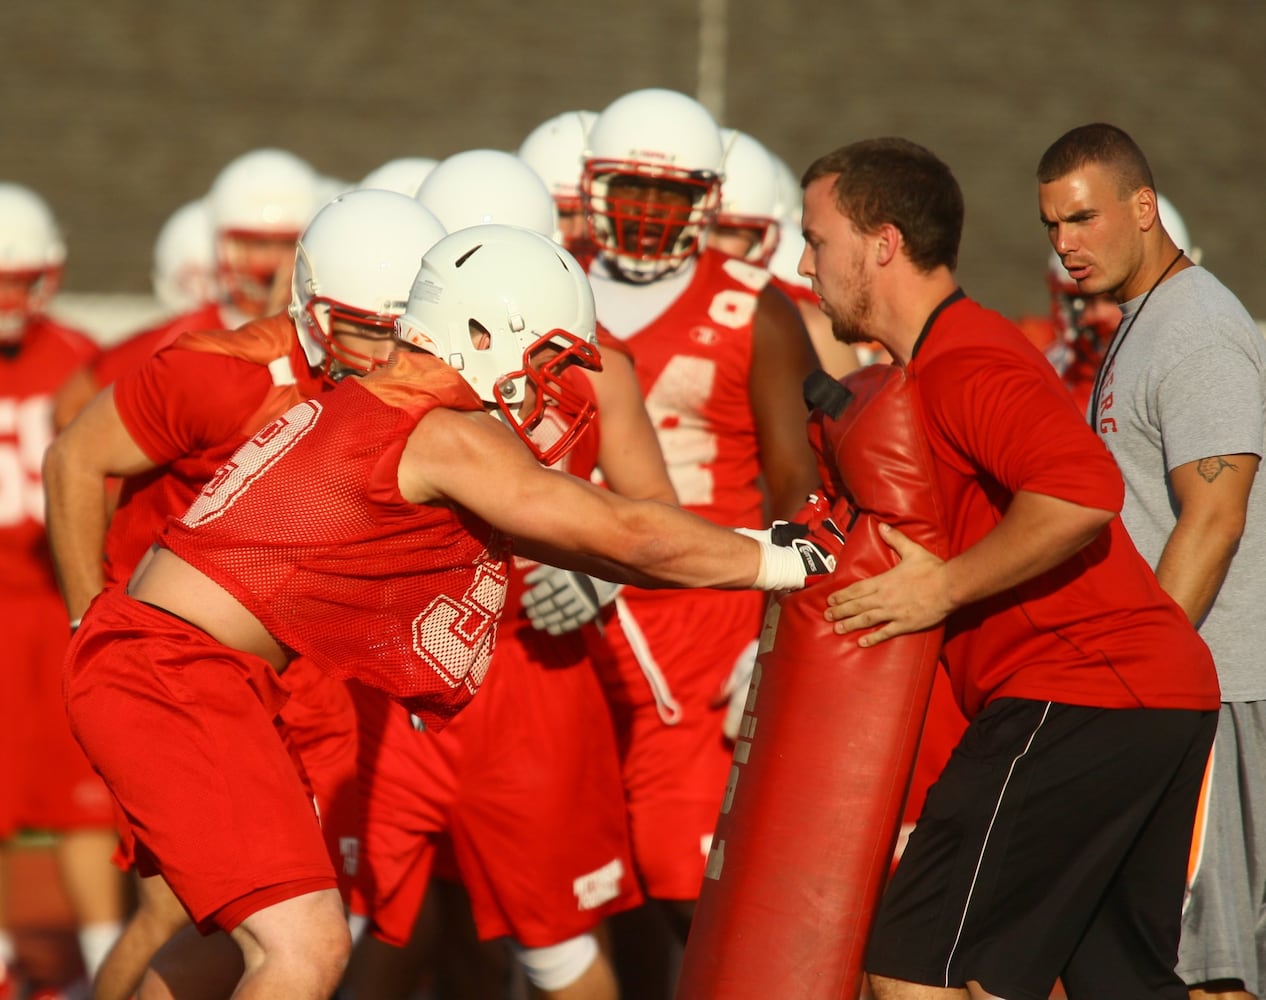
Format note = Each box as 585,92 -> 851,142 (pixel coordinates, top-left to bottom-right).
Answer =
0,317 -> 99,594
106,313 -> 327,586
908,292 -> 1218,717
601,249 -> 768,528
161,351 -> 509,730
92,302 -> 228,390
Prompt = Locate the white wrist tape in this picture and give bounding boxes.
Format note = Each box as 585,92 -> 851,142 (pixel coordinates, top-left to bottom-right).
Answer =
752,539 -> 808,592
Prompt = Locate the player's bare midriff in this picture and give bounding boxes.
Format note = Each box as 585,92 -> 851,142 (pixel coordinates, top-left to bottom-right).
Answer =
126,545 -> 290,671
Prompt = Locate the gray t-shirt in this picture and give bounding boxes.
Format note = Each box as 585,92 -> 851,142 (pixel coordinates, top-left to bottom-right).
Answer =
1095,265 -> 1266,700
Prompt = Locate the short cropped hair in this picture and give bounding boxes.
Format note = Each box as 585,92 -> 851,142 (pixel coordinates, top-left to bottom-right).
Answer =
801,137 -> 962,272
1036,123 -> 1155,197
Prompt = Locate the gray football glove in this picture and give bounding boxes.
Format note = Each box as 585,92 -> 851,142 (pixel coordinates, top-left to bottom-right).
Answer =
521,564 -> 622,636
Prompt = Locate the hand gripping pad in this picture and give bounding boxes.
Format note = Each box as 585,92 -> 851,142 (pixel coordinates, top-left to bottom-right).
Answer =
677,366 -> 950,1000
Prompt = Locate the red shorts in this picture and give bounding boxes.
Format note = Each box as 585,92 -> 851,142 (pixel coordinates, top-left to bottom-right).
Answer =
350,681 -> 460,945
353,613 -> 641,948
277,657 -> 360,899
589,587 -> 765,900
0,586 -> 114,836
63,589 -> 336,933
448,618 -> 642,946
107,653 -> 360,900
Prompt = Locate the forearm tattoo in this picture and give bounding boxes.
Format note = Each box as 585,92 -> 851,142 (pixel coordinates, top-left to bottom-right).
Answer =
1196,456 -> 1239,482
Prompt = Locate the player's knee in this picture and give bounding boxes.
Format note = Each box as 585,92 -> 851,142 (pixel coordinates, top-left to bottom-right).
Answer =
512,932 -> 600,991
237,891 -> 351,991
292,906 -> 352,986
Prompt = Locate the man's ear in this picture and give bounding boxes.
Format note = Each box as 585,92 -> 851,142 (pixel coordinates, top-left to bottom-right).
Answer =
1135,187 -> 1159,234
874,222 -> 902,266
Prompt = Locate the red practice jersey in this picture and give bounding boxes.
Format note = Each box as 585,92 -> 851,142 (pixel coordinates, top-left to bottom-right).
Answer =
92,302 -> 228,390
605,249 -> 769,529
161,351 -> 509,730
106,313 -> 327,586
0,316 -> 108,835
0,317 -> 99,592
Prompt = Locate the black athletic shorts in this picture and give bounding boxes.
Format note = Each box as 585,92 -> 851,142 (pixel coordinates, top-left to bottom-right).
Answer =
864,698 -> 1217,1000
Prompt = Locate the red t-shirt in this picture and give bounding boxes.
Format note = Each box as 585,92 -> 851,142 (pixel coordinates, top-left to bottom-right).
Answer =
1015,314 -> 1096,415
908,292 -> 1218,717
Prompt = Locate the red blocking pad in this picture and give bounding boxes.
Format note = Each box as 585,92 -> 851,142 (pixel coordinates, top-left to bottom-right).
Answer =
678,366 -> 950,1000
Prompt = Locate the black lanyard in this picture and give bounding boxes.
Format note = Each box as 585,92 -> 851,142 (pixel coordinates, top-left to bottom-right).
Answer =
1089,249 -> 1186,426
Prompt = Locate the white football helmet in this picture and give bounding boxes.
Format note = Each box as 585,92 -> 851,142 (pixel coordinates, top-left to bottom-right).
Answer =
208,148 -> 320,237
0,182 -> 66,339
582,88 -> 725,283
208,148 -> 322,318
767,215 -> 811,290
709,129 -> 784,265
1156,193 -> 1197,262
359,157 -> 440,197
151,199 -> 217,313
770,153 -> 802,224
396,224 -> 600,465
290,189 -> 447,378
416,150 -> 560,242
518,111 -> 596,212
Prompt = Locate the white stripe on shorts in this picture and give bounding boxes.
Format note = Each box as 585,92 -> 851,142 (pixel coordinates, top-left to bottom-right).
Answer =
942,700 -> 1053,986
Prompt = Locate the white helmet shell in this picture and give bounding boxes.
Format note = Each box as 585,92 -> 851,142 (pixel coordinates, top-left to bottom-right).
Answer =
1156,193 -> 1195,261
710,129 -> 784,264
767,215 -> 811,289
586,89 -> 724,173
315,176 -> 354,206
518,111 -> 597,208
396,224 -> 599,465
770,153 -> 802,225
359,158 -> 440,197
582,89 -> 725,282
289,189 -> 447,373
415,149 -> 560,242
208,148 -> 322,237
151,199 -> 217,313
0,183 -> 66,271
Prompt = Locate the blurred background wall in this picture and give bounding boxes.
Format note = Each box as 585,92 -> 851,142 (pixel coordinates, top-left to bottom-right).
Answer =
3,0 -> 1263,330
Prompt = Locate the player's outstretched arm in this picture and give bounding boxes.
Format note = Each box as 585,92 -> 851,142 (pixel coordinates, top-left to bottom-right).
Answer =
399,407 -> 817,592
585,347 -> 677,505
43,386 -> 157,621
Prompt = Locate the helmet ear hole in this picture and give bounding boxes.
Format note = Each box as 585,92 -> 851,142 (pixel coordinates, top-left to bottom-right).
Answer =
468,319 -> 492,351
396,225 -> 600,466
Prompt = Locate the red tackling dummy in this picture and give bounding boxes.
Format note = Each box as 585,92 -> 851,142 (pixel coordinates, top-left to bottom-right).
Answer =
676,365 -> 950,999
